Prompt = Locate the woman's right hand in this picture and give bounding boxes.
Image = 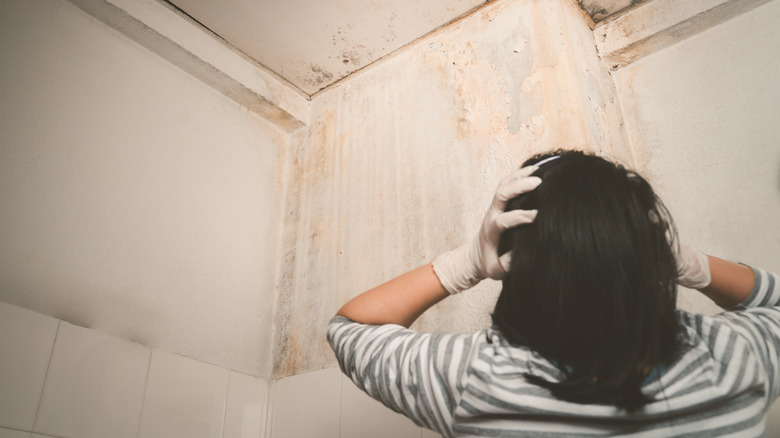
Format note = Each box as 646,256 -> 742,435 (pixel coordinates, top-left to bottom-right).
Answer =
432,166 -> 541,294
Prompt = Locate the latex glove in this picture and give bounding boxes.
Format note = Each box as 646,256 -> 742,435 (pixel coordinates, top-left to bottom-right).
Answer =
675,243 -> 711,289
433,166 -> 541,294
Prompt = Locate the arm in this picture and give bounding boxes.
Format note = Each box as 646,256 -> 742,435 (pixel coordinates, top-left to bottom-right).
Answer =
336,263 -> 448,327
698,255 -> 755,308
680,247 -> 780,400
329,166 -> 542,435
716,267 -> 780,401
335,165 -> 541,327
676,244 -> 755,308
327,317 -> 482,436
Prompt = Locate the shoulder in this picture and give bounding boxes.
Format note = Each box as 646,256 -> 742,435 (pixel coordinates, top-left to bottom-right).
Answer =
674,310 -> 765,388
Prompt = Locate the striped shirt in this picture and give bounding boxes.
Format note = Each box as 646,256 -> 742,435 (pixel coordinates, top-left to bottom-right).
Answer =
327,267 -> 779,437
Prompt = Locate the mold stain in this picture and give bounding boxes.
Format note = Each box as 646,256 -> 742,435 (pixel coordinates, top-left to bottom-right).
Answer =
308,64 -> 334,86
340,49 -> 362,66
272,0 -> 632,380
578,0 -> 643,22
307,108 -> 338,182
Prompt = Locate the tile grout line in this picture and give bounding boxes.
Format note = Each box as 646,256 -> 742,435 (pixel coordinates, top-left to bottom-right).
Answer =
264,379 -> 276,438
30,320 -> 61,435
134,349 -> 154,438
220,371 -> 232,438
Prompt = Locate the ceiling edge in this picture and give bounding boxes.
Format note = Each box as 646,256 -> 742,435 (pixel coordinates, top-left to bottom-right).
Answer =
308,0 -> 496,100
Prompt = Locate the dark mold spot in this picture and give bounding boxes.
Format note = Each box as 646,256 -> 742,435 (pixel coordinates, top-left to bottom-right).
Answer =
340,49 -> 362,66
308,64 -> 334,86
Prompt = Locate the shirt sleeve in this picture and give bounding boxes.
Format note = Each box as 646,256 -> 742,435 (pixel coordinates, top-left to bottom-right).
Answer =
326,316 -> 481,437
717,266 -> 780,401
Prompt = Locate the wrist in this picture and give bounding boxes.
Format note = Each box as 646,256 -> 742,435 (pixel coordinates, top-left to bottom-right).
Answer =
432,241 -> 482,294
677,244 -> 711,289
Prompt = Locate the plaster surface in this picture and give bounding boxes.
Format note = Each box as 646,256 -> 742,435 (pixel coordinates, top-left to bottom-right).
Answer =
578,0 -> 643,22
272,0 -> 630,378
67,0 -> 309,130
0,0 -> 286,377
612,0 -> 780,313
594,0 -> 774,69
169,0 -> 486,95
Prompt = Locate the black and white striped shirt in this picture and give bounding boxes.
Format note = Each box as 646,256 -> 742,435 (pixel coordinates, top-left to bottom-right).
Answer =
327,267 -> 779,437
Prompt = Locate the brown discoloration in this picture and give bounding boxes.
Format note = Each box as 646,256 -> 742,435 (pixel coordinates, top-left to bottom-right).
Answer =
245,99 -> 306,133
272,0 -> 631,380
274,320 -> 304,378
307,108 -> 339,181
567,0 -> 598,29
578,0 -> 643,22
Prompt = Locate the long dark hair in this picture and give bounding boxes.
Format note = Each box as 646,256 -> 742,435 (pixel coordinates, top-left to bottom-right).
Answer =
493,150 -> 682,410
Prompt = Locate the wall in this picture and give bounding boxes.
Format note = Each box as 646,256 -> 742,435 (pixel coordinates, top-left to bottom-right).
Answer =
4,0 -> 778,435
612,0 -> 780,313
0,301 -> 268,438
267,367 -> 442,438
0,0 -> 287,377
273,0 -> 631,377
612,2 -> 780,432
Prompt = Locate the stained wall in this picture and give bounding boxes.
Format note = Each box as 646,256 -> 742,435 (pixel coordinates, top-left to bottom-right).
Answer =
273,0 -> 630,377
0,0 -> 287,377
612,0 -> 780,313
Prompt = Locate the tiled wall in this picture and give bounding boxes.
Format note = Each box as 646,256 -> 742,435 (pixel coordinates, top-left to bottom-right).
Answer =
0,301 -> 267,438
268,368 -> 442,438
0,298 -> 440,438
3,297 -> 779,437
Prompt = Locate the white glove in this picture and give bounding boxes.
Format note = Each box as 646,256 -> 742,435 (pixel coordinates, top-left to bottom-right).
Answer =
433,166 -> 541,294
675,243 -> 711,289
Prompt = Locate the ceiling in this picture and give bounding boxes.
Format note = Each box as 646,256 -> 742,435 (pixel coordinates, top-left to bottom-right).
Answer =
166,0 -> 643,97
579,0 -> 643,22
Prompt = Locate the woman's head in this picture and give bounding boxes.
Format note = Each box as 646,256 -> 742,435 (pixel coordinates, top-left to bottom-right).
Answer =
493,149 -> 682,409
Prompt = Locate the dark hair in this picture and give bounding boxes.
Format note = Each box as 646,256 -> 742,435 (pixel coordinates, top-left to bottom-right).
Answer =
492,150 -> 682,410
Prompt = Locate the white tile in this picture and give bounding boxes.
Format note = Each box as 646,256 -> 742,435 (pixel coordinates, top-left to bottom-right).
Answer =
137,350 -> 230,438
0,302 -> 58,430
269,368 -> 341,438
33,322 -> 150,438
222,371 -> 268,438
421,428 -> 444,438
340,375 -> 421,438
0,427 -> 31,438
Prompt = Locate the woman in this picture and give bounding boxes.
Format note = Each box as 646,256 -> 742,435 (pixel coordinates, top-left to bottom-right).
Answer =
327,150 -> 778,437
